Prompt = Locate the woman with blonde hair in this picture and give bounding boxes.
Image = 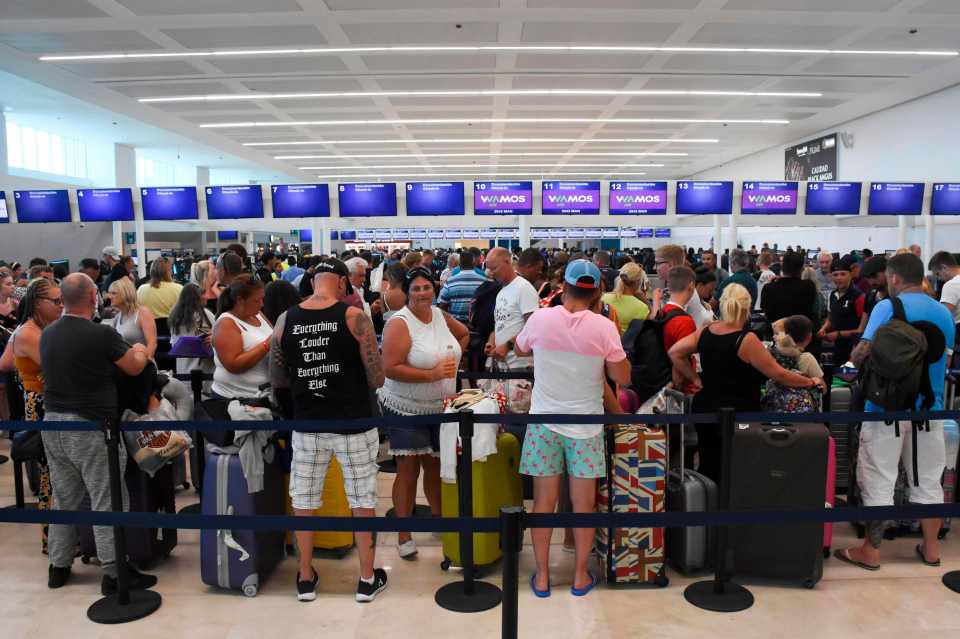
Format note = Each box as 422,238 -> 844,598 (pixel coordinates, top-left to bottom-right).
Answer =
137,256 -> 183,319
601,261 -> 650,335
668,283 -> 821,482
108,276 -> 157,360
801,266 -> 826,319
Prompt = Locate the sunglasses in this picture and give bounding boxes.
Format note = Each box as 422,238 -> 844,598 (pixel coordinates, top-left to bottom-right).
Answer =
42,297 -> 63,305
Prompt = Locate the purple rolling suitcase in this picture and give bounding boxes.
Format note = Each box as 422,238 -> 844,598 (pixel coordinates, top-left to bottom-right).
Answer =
200,451 -> 286,597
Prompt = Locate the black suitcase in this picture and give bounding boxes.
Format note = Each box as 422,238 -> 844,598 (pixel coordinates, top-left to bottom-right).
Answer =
78,462 -> 178,570
728,422 -> 827,588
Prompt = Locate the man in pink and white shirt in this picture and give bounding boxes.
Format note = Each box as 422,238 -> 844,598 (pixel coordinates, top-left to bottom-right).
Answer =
515,259 -> 630,599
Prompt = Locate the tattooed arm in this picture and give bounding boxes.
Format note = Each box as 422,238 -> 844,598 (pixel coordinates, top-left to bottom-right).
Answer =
347,306 -> 385,389
850,339 -> 871,369
269,310 -> 291,390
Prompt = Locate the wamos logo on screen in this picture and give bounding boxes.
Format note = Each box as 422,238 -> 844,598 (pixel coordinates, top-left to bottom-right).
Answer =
614,194 -> 663,205
545,194 -> 594,204
746,194 -> 793,205
479,194 -> 528,204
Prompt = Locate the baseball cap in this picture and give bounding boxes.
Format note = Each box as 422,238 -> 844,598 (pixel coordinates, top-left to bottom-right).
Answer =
102,246 -> 120,260
831,254 -> 858,273
314,258 -> 354,295
564,259 -> 602,289
861,256 -> 888,279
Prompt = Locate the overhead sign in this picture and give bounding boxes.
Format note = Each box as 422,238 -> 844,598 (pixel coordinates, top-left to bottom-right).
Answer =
609,181 -> 668,215
785,132 -> 838,182
541,181 -> 600,215
741,182 -> 799,215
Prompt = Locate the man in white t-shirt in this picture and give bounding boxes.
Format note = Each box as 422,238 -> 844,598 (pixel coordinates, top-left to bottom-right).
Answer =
515,260 -> 630,598
930,251 -> 960,325
484,247 -> 539,369
652,244 -> 714,330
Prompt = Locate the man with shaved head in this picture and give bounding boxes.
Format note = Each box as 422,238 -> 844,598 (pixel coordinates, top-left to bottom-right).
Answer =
484,247 -> 539,369
39,273 -> 155,595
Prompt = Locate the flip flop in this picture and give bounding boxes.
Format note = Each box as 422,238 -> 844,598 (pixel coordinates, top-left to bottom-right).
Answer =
833,548 -> 880,572
916,544 -> 941,567
570,572 -> 599,597
530,573 -> 551,598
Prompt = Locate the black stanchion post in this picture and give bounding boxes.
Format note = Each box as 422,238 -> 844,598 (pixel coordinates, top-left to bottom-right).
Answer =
683,407 -> 754,613
87,417 -> 162,624
499,506 -> 524,639
435,409 -> 503,613
943,571 -> 960,593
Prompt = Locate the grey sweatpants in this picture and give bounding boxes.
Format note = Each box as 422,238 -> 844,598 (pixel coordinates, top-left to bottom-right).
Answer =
42,411 -> 129,578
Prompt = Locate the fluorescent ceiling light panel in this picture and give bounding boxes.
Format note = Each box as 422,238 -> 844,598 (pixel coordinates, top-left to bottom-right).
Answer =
201,117 -> 789,128
299,163 -> 667,170
312,172 -> 651,179
243,137 -> 720,146
40,45 -> 959,62
282,152 -> 687,160
140,89 -> 820,103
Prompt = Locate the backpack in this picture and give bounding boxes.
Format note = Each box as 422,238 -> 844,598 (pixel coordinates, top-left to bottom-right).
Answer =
466,280 -> 501,356
861,296 -> 946,412
622,307 -> 688,405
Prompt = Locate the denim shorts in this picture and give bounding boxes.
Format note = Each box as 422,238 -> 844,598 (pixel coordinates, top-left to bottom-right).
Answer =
381,404 -> 440,457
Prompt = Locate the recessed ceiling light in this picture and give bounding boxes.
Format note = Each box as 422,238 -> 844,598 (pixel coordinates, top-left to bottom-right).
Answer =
139,88 -> 821,103
282,152 -> 687,160
311,171 -> 652,179
243,137 -> 720,146
299,163 -> 666,170
200,117 -> 789,128
38,45 -> 959,62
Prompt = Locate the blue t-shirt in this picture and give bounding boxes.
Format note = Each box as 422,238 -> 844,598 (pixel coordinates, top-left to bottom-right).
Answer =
861,292 -> 955,411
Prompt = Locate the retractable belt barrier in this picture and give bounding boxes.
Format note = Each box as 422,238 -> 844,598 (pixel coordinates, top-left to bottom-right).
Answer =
5,404 -> 960,633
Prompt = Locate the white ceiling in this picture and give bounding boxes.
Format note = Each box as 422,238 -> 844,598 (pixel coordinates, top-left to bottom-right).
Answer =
0,0 -> 959,182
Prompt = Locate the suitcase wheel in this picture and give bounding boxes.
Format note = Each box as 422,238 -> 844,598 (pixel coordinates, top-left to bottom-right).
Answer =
243,584 -> 258,598
823,547 -> 831,559
440,559 -> 451,572
653,573 -> 669,588
803,579 -> 817,590
80,555 -> 92,565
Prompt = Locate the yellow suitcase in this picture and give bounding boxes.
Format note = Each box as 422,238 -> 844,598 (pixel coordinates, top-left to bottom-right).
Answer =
285,456 -> 355,558
441,432 -> 523,568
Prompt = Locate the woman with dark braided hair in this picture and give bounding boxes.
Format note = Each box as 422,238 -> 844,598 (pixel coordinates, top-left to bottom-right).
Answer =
0,277 -> 63,552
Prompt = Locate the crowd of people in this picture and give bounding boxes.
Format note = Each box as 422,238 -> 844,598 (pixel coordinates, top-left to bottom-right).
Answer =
0,238 -> 956,601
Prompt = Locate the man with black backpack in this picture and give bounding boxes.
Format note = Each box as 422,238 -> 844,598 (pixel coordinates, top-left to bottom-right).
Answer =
836,253 -> 955,571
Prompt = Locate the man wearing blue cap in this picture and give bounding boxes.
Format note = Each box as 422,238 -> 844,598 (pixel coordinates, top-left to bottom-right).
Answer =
514,259 -> 631,598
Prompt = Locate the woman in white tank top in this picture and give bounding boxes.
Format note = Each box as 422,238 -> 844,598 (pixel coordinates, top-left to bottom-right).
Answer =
211,276 -> 273,399
378,267 -> 469,558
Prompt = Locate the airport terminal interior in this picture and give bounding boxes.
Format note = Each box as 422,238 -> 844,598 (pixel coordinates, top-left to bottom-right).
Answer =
2,1 -> 960,638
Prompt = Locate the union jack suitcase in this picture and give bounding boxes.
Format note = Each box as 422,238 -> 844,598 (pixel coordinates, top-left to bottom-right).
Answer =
595,424 -> 668,587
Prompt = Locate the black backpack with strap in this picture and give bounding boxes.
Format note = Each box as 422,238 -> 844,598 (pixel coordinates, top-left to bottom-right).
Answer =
622,306 -> 689,405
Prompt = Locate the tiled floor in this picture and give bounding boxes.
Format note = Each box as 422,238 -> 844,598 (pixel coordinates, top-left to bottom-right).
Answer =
3,440 -> 960,639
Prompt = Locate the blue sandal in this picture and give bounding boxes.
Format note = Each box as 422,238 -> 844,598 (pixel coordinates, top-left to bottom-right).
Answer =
570,573 -> 599,597
530,573 -> 551,598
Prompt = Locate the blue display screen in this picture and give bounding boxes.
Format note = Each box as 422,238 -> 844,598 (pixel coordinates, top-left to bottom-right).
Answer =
205,185 -> 264,219
405,182 -> 465,216
340,230 -> 358,241
654,228 -> 672,238
14,190 -> 71,223
608,181 -> 668,215
141,187 -> 199,221
77,188 -> 135,222
932,183 -> 960,215
740,182 -> 799,215
474,181 -> 533,215
805,182 -> 862,215
338,183 -> 397,217
541,181 -> 600,215
0,191 -> 8,224
271,184 -> 330,218
217,231 -> 239,241
868,182 -> 925,215
675,181 -> 733,215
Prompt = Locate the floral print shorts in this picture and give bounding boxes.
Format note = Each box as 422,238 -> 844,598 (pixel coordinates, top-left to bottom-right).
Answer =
519,424 -> 606,479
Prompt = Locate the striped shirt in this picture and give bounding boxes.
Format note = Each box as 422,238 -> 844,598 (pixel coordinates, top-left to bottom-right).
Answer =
438,269 -> 487,322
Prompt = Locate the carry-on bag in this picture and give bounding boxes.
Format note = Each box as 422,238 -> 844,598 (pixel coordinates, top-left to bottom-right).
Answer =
440,431 -> 523,569
284,455 -> 355,558
728,422 -> 827,588
595,422 -> 668,587
200,450 -> 286,597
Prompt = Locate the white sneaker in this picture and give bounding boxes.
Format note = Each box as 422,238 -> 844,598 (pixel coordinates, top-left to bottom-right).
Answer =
398,539 -> 418,560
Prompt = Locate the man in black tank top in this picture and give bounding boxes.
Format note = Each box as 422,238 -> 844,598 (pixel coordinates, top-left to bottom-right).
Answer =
270,258 -> 388,604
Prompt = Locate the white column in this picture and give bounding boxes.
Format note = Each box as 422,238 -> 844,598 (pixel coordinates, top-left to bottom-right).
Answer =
0,111 -> 9,175
312,219 -> 322,256
135,218 -> 147,278
196,166 -> 210,253
925,211 -> 935,261
519,215 -> 531,248
897,215 -> 908,249
114,143 -> 136,255
713,214 -> 723,255
728,213 -> 738,253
